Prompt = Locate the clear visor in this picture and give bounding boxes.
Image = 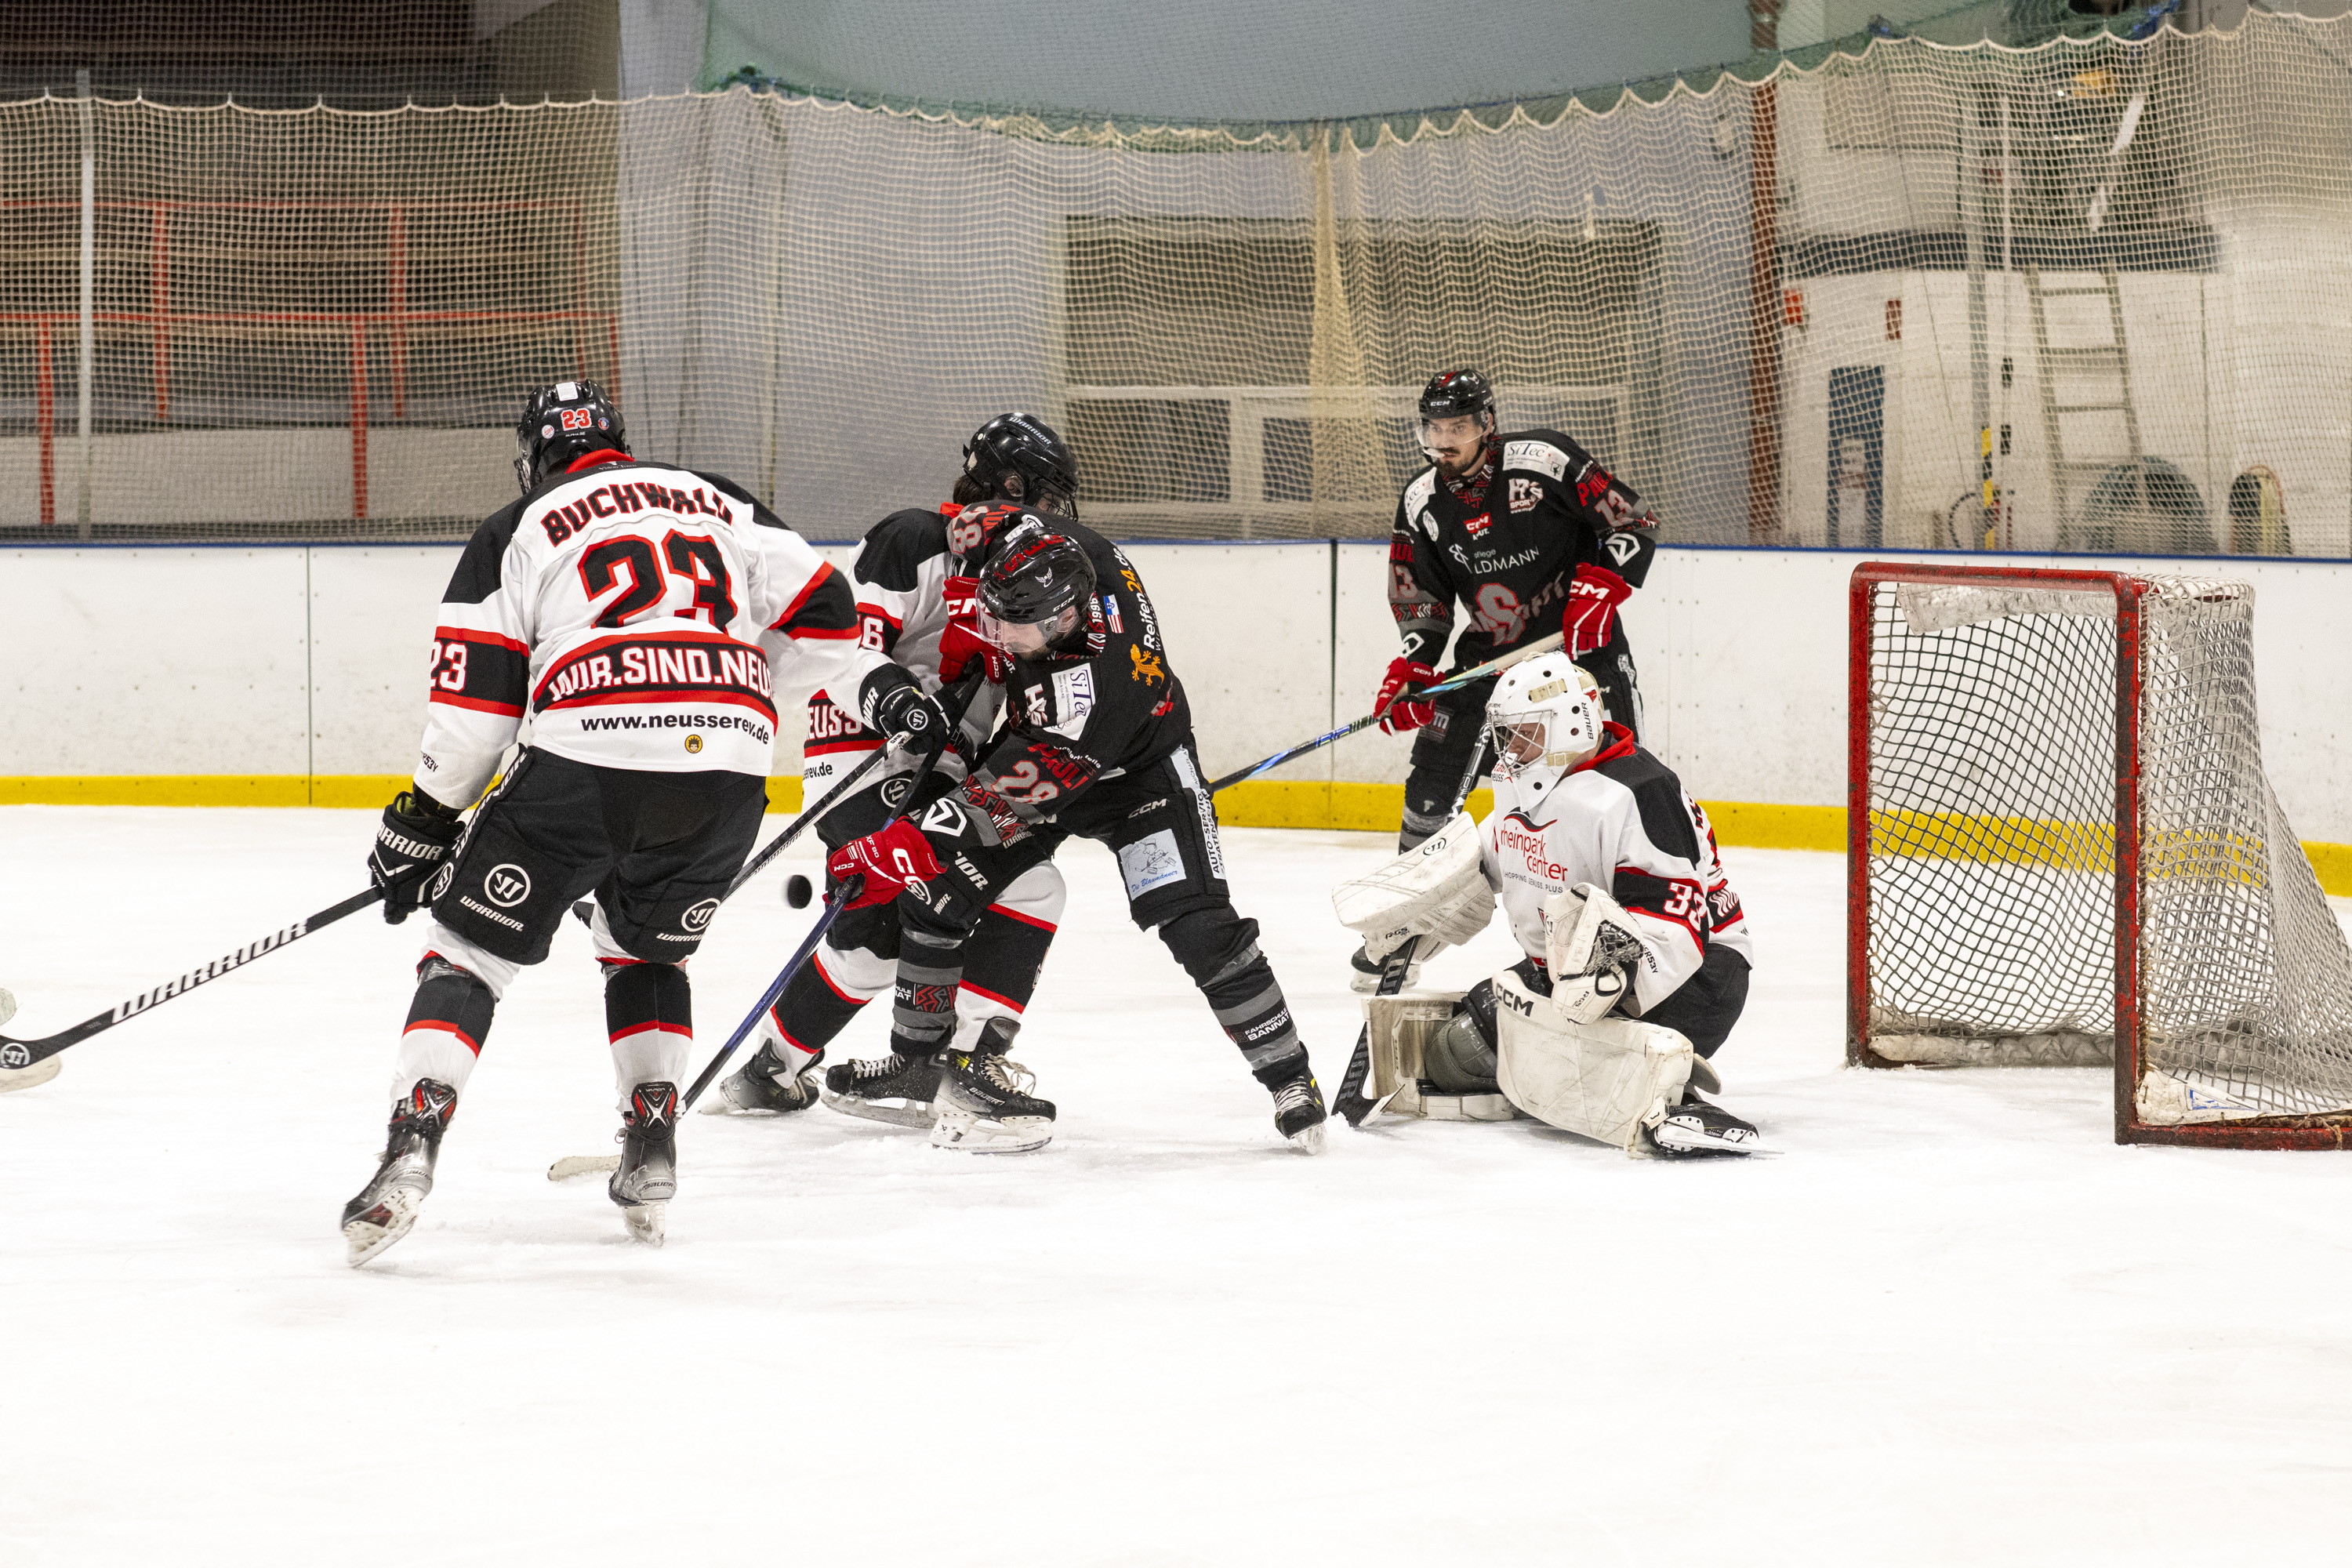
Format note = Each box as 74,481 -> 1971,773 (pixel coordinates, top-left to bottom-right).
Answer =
978,601 -> 1080,657
1418,412 -> 1486,448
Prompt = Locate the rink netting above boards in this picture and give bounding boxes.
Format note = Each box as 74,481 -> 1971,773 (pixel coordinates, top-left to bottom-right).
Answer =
4,13 -> 2352,551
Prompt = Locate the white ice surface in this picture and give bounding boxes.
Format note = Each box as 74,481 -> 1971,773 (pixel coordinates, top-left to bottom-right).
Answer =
5,808 -> 2352,1566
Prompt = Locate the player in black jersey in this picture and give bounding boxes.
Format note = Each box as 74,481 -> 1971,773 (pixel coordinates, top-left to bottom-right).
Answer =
827,511 -> 1328,1153
1377,368 -> 1661,852
710,414 -> 1079,1124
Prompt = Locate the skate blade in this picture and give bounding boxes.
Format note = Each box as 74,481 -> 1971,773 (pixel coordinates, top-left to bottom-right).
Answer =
1649,1125 -> 1769,1158
343,1188 -> 424,1267
0,1055 -> 62,1094
929,1110 -> 1052,1154
622,1203 -> 666,1247
1284,1120 -> 1327,1154
547,1154 -> 621,1181
821,1089 -> 937,1129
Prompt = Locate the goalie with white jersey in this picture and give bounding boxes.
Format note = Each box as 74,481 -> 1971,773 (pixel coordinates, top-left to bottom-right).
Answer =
1334,652 -> 1760,1156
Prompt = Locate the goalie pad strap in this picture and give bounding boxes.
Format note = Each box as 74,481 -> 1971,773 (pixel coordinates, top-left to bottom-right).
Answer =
1332,810 -> 1492,959
1493,968 -> 1694,1154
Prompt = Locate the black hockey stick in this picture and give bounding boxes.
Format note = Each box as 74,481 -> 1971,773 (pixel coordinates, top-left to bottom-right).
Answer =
0,885 -> 387,1091
1207,631 -> 1564,793
1329,935 -> 1424,1127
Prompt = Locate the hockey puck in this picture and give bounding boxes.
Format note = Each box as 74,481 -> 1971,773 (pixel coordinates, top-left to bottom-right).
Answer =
785,874 -> 814,909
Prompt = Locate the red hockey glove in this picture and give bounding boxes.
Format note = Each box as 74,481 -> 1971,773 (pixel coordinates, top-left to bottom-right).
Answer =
1375,657 -> 1439,735
826,818 -> 943,909
1563,564 -> 1632,657
936,575 -> 1011,683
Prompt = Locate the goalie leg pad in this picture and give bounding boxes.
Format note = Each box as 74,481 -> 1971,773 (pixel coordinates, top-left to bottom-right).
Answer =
1333,810 -> 1493,964
1493,968 -> 1694,1154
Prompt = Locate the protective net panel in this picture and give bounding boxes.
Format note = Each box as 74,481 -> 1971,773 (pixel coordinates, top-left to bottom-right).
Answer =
5,14 -> 2352,545
1862,570 -> 2352,1124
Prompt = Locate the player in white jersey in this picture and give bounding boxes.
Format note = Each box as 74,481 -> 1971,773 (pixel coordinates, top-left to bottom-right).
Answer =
342,380 -> 860,1264
1334,652 -> 1762,1155
708,413 -> 1076,1124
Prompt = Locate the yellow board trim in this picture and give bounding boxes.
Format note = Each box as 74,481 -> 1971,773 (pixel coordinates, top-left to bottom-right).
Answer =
5,778 -> 2347,895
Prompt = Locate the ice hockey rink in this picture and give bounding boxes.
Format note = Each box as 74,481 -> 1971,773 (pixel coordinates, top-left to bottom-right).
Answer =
5,806 -> 2352,1566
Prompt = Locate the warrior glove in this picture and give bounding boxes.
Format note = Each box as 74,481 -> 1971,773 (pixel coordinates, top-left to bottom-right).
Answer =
369,789 -> 466,924
1375,656 -> 1439,735
826,818 -> 944,910
860,666 -> 972,768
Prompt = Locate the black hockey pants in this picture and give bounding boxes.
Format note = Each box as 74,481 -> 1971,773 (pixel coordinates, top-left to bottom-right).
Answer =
892,742 -> 1308,1084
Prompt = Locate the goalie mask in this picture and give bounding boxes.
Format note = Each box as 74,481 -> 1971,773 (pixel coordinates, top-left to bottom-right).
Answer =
1486,653 -> 1605,809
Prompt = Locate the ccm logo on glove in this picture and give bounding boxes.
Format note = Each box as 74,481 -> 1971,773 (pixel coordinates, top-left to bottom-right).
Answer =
826,818 -> 944,909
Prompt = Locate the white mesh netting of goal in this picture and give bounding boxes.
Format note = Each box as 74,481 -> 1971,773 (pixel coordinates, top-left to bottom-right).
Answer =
4,13 -> 2350,546
1855,564 -> 2352,1144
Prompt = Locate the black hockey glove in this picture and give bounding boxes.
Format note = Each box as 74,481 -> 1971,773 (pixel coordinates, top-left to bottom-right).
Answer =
369,789 -> 466,924
859,666 -> 974,768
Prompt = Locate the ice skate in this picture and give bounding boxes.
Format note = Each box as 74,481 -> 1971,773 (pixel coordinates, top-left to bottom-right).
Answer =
1645,1090 -> 1762,1157
931,1022 -> 1054,1153
1348,940 -> 1425,995
1268,1065 -> 1327,1153
342,1079 -> 457,1267
609,1081 -> 680,1245
822,1044 -> 944,1128
705,1042 -> 823,1116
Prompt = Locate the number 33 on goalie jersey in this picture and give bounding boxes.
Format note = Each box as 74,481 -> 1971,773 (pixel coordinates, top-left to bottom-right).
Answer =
419,457 -> 859,804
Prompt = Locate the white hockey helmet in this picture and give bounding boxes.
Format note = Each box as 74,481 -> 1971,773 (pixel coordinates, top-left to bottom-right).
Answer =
1486,653 -> 1606,807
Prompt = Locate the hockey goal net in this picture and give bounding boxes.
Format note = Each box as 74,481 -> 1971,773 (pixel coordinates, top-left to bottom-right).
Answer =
1848,561 -> 2352,1148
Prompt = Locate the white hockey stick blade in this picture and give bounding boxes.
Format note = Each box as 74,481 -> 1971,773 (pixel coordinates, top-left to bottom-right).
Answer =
0,1055 -> 62,1094
547,1154 -> 621,1181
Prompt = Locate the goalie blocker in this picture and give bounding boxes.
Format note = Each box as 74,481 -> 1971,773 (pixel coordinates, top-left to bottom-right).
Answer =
1330,651 -> 1762,1155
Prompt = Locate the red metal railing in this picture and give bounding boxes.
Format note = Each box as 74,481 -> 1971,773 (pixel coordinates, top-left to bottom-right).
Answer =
7,196 -> 615,524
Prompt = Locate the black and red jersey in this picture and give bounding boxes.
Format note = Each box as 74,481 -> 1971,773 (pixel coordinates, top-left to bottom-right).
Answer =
1388,428 -> 1658,669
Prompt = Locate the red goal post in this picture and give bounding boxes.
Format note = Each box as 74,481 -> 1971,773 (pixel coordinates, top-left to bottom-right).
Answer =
1846,561 -> 2352,1149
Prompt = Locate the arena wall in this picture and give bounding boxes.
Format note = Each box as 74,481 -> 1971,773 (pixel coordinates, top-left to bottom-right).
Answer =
5,539 -> 2348,885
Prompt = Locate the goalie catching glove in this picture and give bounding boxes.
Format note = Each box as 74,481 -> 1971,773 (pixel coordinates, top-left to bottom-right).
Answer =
1540,882 -> 1661,1024
1331,810 -> 1493,967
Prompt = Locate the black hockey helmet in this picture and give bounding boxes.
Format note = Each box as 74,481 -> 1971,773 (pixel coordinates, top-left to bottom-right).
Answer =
978,516 -> 1097,656
1418,368 -> 1494,425
515,379 -> 628,494
963,412 -> 1080,517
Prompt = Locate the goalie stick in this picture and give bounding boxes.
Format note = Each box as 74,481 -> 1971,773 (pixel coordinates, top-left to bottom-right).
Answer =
1208,631 -> 1565,793
1330,724 -> 1494,1127
0,886 -> 386,1093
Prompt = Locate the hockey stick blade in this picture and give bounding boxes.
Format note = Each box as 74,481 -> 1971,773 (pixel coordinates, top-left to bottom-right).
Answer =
1207,632 -> 1566,793
1331,935 -> 1421,1127
0,886 -> 385,1089
548,1154 -> 621,1181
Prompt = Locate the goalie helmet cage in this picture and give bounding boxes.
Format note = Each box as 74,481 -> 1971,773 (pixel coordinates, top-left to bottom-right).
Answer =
1846,561 -> 2352,1149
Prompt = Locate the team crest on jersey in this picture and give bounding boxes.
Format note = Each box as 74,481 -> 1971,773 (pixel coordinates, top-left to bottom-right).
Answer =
1129,646 -> 1165,685
1463,512 -> 1492,538
1508,477 -> 1542,514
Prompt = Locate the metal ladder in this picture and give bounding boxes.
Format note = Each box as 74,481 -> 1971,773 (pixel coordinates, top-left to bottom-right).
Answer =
2024,263 -> 2143,545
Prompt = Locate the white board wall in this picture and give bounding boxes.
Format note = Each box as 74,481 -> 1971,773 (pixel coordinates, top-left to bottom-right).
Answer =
6,540 -> 2349,841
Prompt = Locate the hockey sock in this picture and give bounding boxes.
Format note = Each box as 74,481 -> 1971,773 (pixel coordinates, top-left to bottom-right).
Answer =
393,955 -> 497,1103
950,901 -> 1058,1047
1160,909 -> 1306,1082
891,929 -> 964,1057
604,960 -> 691,1112
764,949 -> 876,1069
